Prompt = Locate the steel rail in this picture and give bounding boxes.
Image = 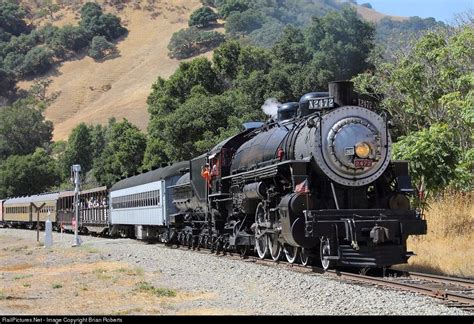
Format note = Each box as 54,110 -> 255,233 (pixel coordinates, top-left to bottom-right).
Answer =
324,270 -> 474,306
184,246 -> 474,310
407,271 -> 474,289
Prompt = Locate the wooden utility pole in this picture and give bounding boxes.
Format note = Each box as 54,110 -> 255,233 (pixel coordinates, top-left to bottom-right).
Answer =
31,202 -> 46,242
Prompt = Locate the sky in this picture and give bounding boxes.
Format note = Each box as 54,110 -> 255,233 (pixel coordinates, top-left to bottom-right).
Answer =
361,0 -> 473,23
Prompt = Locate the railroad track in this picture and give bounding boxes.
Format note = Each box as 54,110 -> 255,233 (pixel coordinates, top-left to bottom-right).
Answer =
4,227 -> 473,313
326,270 -> 474,312
186,245 -> 474,313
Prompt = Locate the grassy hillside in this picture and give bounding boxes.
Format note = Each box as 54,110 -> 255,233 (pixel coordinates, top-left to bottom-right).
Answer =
15,0 -> 403,141
353,3 -> 406,22
18,0 -> 208,140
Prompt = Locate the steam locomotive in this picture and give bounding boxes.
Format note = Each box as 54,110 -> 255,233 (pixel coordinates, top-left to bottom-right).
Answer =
168,81 -> 427,269
0,81 -> 427,270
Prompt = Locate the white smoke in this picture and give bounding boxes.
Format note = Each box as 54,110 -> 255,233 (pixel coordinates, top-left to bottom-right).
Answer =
261,98 -> 280,119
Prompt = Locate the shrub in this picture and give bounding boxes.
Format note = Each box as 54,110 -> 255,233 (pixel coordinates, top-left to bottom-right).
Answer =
20,47 -> 53,76
219,0 -> 249,19
189,7 -> 218,28
47,25 -> 89,57
0,2 -> 30,37
225,10 -> 262,36
168,27 -> 225,59
88,36 -> 117,60
79,3 -> 127,41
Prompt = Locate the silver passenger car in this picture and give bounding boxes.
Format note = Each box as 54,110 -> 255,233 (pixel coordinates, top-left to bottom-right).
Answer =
109,161 -> 188,239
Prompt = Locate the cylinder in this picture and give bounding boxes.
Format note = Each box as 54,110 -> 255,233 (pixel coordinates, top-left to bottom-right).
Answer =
242,182 -> 267,200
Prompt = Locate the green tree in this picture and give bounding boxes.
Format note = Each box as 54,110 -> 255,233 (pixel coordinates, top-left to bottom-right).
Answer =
354,26 -> 473,192
0,68 -> 17,100
93,119 -> 146,187
219,0 -> 250,19
95,13 -> 128,40
376,16 -> 446,57
200,0 -> 219,7
142,131 -> 169,170
213,40 -> 241,80
60,123 -> 93,179
46,25 -> 89,57
0,148 -> 60,197
79,2 -> 127,41
272,25 -> 311,65
0,98 -> 53,159
2,52 -> 26,75
0,1 -> 30,38
88,35 -> 117,60
225,10 -> 262,36
80,2 -> 103,24
189,6 -> 218,28
89,124 -> 108,160
146,89 -> 262,162
20,47 -> 54,76
393,124 -> 460,194
148,57 -> 220,107
148,8 -> 376,168
1,33 -> 37,57
304,7 -> 375,88
237,45 -> 272,76
168,27 -> 225,59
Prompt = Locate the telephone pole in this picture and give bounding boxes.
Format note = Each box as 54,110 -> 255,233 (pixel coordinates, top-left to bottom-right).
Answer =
71,164 -> 81,247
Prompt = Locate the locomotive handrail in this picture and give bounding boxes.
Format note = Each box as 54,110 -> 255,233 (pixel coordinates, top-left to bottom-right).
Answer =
224,160 -> 309,180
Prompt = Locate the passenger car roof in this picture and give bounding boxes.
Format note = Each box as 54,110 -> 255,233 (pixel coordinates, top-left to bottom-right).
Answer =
110,161 -> 189,191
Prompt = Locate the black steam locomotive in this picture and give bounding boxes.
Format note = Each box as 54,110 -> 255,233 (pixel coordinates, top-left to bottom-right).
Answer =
169,81 -> 427,269
1,81 -> 427,271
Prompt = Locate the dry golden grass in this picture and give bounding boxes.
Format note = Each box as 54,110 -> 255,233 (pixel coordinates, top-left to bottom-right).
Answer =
397,192 -> 474,278
353,4 -> 407,23
18,0 -> 207,141
0,232 -> 220,315
0,231 -> 242,315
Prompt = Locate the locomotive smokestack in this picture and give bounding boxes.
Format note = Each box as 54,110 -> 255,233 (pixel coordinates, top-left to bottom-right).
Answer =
328,81 -> 356,106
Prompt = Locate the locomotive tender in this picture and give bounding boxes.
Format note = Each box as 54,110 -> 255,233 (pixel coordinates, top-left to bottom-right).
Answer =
0,81 -> 427,270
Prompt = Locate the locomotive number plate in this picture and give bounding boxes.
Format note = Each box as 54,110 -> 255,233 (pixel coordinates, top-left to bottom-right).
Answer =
309,97 -> 335,110
354,159 -> 373,168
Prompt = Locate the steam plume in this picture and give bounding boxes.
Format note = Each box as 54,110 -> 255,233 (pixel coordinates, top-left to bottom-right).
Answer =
261,98 -> 280,119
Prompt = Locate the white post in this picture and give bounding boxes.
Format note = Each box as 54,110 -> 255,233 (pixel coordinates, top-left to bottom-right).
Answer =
44,211 -> 53,248
72,164 -> 81,247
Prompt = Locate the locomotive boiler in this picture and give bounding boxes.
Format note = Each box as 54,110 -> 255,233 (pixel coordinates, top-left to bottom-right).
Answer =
170,81 -> 427,270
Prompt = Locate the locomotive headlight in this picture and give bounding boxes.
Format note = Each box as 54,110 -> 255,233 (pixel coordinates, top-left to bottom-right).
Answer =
355,142 -> 371,158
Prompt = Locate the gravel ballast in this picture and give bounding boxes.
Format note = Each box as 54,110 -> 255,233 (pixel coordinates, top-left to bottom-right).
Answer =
0,228 -> 469,315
